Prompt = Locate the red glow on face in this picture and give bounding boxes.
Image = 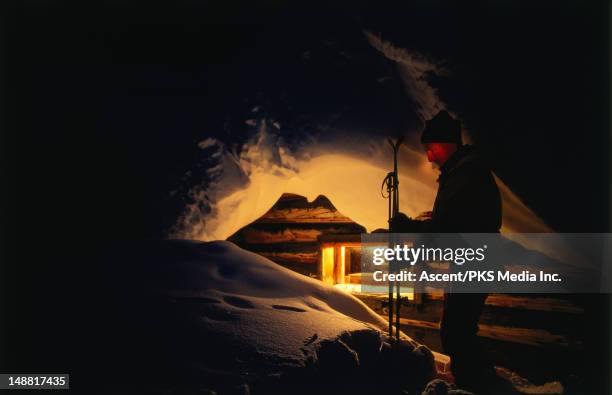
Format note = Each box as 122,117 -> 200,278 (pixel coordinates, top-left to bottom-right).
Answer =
423,143 -> 458,166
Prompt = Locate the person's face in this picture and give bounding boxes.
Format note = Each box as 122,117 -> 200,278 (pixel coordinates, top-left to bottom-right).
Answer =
423,143 -> 458,167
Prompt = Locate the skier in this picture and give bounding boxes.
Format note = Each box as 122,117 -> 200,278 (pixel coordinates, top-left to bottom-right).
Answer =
391,110 -> 502,392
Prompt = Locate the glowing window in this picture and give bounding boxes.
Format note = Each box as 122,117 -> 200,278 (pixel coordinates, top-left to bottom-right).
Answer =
321,247 -> 335,284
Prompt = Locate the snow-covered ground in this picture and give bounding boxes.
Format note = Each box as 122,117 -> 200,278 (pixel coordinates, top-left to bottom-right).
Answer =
159,239 -> 391,365
101,239 -> 438,394
91,239 -> 569,395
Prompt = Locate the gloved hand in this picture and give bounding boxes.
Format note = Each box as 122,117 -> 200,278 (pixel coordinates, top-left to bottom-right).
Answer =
390,212 -> 432,232
389,212 -> 414,232
415,211 -> 433,221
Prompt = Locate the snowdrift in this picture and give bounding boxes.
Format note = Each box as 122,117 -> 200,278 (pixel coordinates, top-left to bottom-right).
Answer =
95,239 -> 438,394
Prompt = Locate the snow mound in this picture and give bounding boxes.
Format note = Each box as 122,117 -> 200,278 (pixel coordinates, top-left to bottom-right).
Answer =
149,240 -> 389,363
99,240 -> 436,394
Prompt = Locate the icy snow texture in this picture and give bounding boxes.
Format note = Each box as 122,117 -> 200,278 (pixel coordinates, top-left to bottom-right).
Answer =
157,240 -> 389,365
103,239 -> 436,394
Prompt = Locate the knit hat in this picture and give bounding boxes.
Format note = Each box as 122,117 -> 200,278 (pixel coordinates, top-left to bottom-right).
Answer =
421,110 -> 462,145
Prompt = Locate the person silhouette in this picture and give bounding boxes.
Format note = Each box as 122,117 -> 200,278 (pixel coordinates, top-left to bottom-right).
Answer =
392,110 -> 502,392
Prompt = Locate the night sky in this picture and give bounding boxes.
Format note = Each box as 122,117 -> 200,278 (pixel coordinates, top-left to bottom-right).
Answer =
1,0 -> 609,379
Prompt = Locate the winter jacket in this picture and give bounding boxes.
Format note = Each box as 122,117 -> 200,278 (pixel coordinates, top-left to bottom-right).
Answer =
392,145 -> 502,233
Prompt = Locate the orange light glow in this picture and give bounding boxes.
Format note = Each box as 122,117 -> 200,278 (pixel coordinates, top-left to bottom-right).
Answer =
321,247 -> 335,285
339,246 -> 346,284
174,131 -> 552,241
